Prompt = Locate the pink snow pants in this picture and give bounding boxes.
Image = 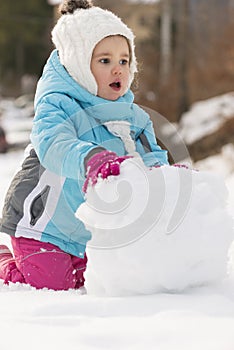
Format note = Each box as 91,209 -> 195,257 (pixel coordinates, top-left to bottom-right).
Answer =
0,237 -> 87,291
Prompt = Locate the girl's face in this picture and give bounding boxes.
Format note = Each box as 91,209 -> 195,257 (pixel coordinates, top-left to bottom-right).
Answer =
91,35 -> 131,101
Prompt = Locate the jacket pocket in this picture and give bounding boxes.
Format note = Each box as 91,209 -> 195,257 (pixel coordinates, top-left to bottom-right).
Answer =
30,185 -> 50,226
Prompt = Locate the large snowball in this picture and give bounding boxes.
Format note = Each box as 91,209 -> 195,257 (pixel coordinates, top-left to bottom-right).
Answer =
77,158 -> 234,296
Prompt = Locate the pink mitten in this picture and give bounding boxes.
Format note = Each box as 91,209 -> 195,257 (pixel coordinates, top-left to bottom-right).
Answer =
83,150 -> 131,193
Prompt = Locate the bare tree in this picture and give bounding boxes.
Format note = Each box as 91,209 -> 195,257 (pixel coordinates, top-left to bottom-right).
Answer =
174,0 -> 190,118
159,0 -> 172,85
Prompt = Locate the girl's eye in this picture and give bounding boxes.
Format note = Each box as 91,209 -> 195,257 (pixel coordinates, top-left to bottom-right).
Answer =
100,58 -> 110,64
120,59 -> 129,65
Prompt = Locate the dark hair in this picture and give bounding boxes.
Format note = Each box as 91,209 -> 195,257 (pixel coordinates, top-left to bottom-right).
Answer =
60,0 -> 93,15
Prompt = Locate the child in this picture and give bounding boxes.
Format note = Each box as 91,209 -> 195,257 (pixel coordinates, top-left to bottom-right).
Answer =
0,0 -> 168,290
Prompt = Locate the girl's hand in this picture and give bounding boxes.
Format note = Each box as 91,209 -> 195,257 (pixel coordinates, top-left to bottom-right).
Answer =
83,150 -> 131,193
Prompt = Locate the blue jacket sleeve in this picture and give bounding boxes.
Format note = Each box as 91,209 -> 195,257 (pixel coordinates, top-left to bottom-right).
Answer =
134,106 -> 169,167
140,118 -> 169,167
30,94 -> 102,182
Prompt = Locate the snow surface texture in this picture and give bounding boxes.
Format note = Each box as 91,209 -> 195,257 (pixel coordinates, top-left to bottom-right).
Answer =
178,92 -> 234,144
1,151 -> 234,350
77,157 -> 234,296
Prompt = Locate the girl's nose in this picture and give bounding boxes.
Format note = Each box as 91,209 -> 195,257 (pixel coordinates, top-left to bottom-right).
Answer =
112,64 -> 122,75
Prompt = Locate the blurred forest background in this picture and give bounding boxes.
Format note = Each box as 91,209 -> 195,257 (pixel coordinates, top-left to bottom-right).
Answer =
0,0 -> 233,123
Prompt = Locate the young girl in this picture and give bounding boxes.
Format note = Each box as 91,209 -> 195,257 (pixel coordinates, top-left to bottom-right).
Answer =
0,0 -> 168,290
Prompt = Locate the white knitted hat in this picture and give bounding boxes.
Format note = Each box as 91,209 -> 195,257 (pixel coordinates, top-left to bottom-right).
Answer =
52,1 -> 137,96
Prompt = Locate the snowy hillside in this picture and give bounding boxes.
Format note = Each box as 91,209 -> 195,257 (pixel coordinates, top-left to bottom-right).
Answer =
178,92 -> 234,145
1,94 -> 234,350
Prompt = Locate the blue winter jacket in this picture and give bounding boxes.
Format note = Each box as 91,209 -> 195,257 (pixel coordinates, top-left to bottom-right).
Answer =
0,50 -> 168,258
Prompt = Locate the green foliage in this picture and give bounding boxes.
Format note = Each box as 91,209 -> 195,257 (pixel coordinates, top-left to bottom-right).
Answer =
0,0 -> 53,94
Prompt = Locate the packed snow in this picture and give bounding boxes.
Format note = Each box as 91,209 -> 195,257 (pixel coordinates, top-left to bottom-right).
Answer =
1,95 -> 234,349
77,157 -> 234,296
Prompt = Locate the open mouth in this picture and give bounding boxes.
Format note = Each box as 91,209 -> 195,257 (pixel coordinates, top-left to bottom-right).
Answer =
109,81 -> 121,91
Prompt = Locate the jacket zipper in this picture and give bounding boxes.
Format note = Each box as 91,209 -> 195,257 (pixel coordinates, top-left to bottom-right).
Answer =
30,185 -> 50,226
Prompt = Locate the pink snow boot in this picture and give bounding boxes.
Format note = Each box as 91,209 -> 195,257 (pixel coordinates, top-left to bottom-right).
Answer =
0,245 -> 25,284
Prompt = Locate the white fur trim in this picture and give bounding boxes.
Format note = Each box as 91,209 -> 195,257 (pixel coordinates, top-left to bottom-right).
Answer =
52,7 -> 137,95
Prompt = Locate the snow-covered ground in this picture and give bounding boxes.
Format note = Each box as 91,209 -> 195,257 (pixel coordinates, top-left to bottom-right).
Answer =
178,92 -> 234,145
1,95 -> 234,350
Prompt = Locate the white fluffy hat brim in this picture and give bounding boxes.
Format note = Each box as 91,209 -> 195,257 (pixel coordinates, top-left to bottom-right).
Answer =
52,7 -> 137,95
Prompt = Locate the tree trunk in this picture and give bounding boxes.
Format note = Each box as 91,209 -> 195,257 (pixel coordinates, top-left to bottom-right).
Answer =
174,0 -> 190,119
159,0 -> 172,85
